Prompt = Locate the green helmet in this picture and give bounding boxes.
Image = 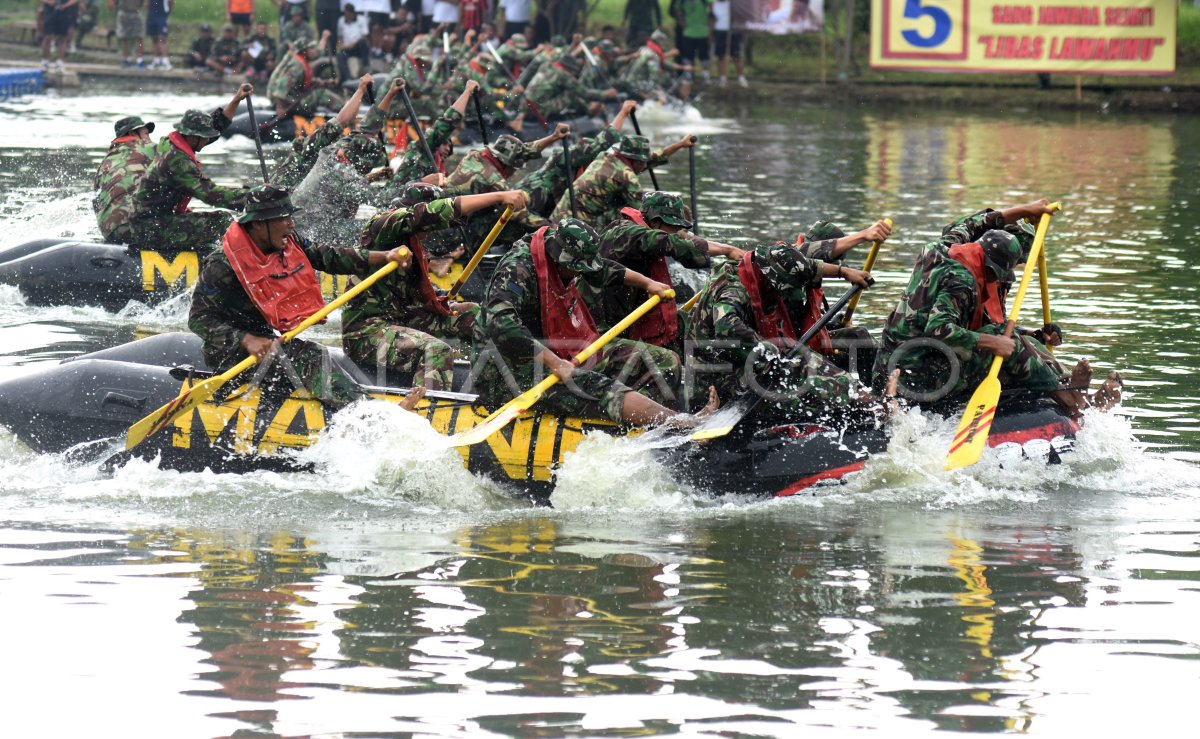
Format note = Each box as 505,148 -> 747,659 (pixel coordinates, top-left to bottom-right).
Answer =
391,181 -> 446,208
173,109 -> 221,139
617,135 -> 650,163
337,132 -> 387,174
804,220 -> 845,242
753,243 -> 816,294
979,230 -> 1022,283
550,218 -> 604,275
237,184 -> 300,224
488,134 -> 535,168
509,33 -> 528,48
114,115 -> 154,138
640,190 -> 691,228
1004,219 -> 1037,260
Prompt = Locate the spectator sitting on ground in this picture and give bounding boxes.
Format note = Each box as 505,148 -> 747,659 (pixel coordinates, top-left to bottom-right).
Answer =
241,22 -> 279,83
111,0 -> 146,68
207,23 -> 245,76
281,5 -> 316,47
188,24 -> 215,70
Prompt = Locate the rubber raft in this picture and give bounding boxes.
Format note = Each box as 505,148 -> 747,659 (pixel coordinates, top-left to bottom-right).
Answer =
0,333 -> 1080,501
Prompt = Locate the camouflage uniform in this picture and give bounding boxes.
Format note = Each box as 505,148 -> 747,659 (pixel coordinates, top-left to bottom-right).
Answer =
188,186 -> 375,409
523,56 -> 610,119
280,19 -> 315,47
793,220 -> 877,377
380,40 -> 442,118
579,193 -> 711,335
130,110 -> 248,252
211,34 -> 242,68
292,133 -> 388,247
446,135 -> 548,243
267,44 -> 342,118
93,116 -> 155,245
686,244 -> 863,416
341,198 -> 476,390
271,118 -> 345,189
515,126 -> 622,217
471,220 -> 682,421
549,136 -> 649,227
371,105 -> 466,206
623,38 -> 671,96
872,208 -> 1061,401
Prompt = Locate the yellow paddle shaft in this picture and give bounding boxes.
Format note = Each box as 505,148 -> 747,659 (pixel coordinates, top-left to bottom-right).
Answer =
1037,240 -> 1053,354
448,206 -> 512,299
842,216 -> 892,326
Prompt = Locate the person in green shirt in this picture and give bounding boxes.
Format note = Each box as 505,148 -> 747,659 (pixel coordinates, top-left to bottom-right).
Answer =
676,0 -> 711,84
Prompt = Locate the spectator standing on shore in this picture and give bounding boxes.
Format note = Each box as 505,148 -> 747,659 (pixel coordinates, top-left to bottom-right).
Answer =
622,0 -> 661,48
314,0 -> 340,48
187,23 -> 215,70
40,0 -> 79,72
281,5 -> 316,46
110,0 -> 145,69
146,0 -> 171,69
431,0 -> 459,29
500,0 -> 529,39
337,3 -> 371,79
241,21 -> 278,82
711,0 -> 744,87
228,0 -> 255,39
676,0 -> 710,83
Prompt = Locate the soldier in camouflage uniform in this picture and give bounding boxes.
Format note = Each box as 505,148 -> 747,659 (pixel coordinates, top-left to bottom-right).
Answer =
447,127 -> 569,243
549,130 -> 697,227
515,99 -> 637,217
471,218 -> 719,424
292,131 -> 389,246
380,36 -> 442,119
130,87 -> 254,252
189,184 -> 414,410
272,74 -> 374,189
685,243 -> 880,420
871,200 -> 1111,415
523,50 -> 618,119
267,37 -> 344,120
581,191 -> 744,347
623,29 -> 692,99
93,115 -> 156,244
342,189 -> 529,389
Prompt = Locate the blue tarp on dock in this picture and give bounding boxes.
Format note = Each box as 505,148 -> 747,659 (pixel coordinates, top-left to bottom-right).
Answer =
0,69 -> 44,100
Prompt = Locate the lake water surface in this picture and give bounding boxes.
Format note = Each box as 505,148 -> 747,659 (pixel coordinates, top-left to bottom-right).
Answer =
0,87 -> 1196,737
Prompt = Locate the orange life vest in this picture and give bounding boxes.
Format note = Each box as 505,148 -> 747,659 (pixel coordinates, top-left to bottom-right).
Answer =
530,226 -> 601,360
737,250 -> 797,347
617,206 -> 678,347
222,223 -> 326,332
948,243 -> 1006,330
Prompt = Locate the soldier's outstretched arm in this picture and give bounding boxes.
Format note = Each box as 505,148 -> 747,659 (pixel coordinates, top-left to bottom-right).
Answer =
457,189 -> 528,216
451,79 -> 480,116
998,198 -> 1054,223
224,83 -> 254,122
336,74 -> 374,128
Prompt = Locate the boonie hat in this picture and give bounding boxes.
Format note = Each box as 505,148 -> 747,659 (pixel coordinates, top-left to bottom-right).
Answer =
237,184 -> 300,224
804,220 -> 845,242
488,134 -> 535,168
650,30 -> 668,45
754,243 -> 817,294
337,132 -> 387,174
551,218 -> 604,275
616,135 -> 650,163
174,109 -> 221,138
979,229 -> 1022,283
114,115 -> 154,138
391,181 -> 446,207
640,191 -> 691,228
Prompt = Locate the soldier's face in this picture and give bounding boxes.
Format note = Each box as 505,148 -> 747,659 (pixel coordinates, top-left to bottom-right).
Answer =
249,216 -> 296,252
136,127 -> 151,142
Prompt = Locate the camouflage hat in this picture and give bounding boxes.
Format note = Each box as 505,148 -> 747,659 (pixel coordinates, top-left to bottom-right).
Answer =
173,109 -> 221,139
337,132 -> 387,174
753,243 -> 814,292
292,38 -> 316,53
488,134 -> 533,168
509,33 -> 528,48
650,29 -> 668,45
640,190 -> 691,228
617,135 -> 651,163
597,39 -> 617,54
550,218 -> 604,275
408,38 -> 432,61
804,220 -> 845,242
222,23 -> 236,33
557,52 -> 582,71
423,228 -> 464,258
979,229 -> 1022,282
549,34 -> 567,46
1004,219 -> 1037,260
114,115 -> 154,138
236,184 -> 300,224
391,181 -> 446,208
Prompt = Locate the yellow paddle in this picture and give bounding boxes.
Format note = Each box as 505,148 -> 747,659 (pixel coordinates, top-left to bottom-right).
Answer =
841,217 -> 892,327
1037,231 -> 1053,354
447,206 -> 513,300
445,290 -> 673,447
944,204 -> 1060,471
123,249 -> 409,453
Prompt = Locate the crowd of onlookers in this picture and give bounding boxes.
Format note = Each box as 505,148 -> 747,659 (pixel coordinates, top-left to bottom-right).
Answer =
33,0 -> 748,88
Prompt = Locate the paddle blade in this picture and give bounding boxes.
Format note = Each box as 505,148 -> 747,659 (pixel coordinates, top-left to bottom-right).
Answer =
943,375 -> 1002,470
691,423 -> 734,442
124,376 -> 224,450
444,402 -> 526,448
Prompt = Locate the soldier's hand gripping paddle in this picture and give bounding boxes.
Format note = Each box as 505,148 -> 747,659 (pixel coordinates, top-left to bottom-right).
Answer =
444,291 -> 673,447
841,217 -> 893,327
944,203 -> 1061,471
690,281 -> 868,442
447,206 -> 513,299
120,249 -> 410,457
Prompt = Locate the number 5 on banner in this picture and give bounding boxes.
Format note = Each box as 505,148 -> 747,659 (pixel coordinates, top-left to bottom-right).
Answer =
902,0 -> 952,47
882,0 -> 966,60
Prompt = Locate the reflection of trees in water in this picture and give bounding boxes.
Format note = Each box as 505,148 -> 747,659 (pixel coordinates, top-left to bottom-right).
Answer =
162,529 -> 328,710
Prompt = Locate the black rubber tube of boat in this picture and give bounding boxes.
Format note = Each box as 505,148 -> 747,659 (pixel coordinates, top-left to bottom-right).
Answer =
472,89 -> 489,145
628,110 -> 660,190
243,86 -> 270,183
400,85 -> 438,169
687,135 -> 699,235
562,136 -> 577,218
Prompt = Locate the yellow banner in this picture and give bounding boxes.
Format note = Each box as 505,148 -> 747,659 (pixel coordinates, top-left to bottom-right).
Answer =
870,0 -> 1176,75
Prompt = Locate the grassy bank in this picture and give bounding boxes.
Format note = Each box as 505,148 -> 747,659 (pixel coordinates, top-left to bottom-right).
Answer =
2,0 -> 1197,88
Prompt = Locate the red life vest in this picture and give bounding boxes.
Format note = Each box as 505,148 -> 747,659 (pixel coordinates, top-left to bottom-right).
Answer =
167,131 -> 201,215
293,52 -> 313,89
737,250 -> 797,347
110,134 -> 141,147
222,222 -> 327,332
646,40 -> 666,65
406,55 -> 425,82
468,59 -> 486,75
480,148 -> 510,178
617,206 -> 678,347
407,232 -> 452,316
529,226 -> 600,360
948,243 -> 1006,330
790,234 -> 833,354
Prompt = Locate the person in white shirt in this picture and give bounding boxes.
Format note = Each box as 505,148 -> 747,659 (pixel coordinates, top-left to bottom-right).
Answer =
431,0 -> 459,26
711,0 -> 746,87
501,0 -> 530,39
337,3 -> 371,78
